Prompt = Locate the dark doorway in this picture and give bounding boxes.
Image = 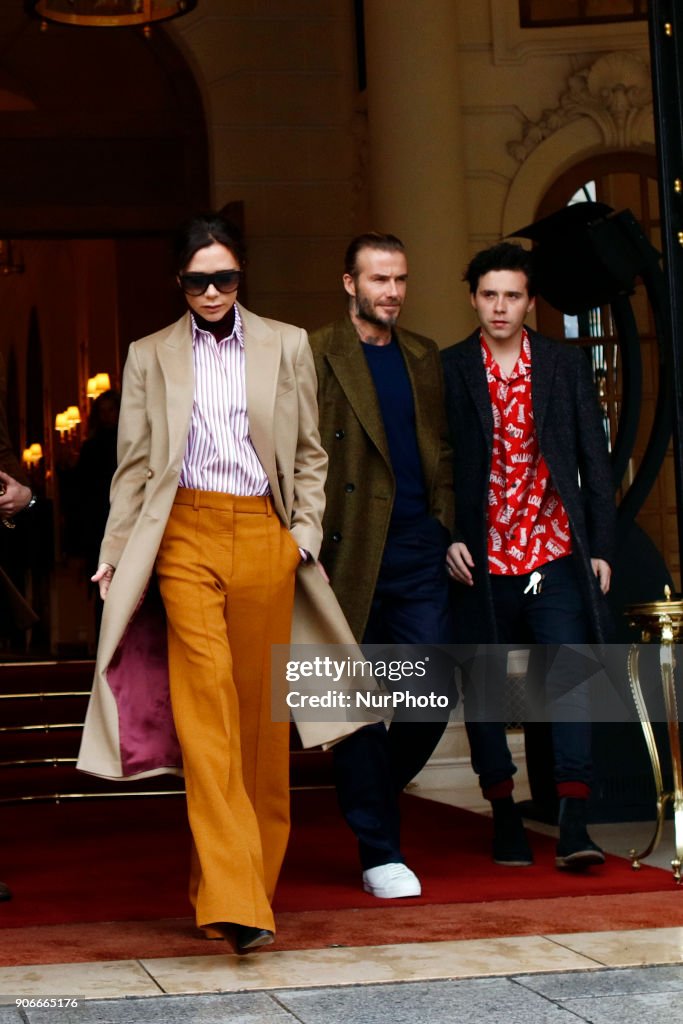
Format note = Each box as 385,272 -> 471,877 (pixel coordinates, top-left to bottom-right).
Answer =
0,10 -> 209,658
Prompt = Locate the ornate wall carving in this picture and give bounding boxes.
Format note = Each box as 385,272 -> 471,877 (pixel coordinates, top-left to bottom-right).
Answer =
508,51 -> 653,163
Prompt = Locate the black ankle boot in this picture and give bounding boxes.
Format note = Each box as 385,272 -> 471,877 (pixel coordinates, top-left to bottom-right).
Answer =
491,796 -> 533,866
556,797 -> 605,871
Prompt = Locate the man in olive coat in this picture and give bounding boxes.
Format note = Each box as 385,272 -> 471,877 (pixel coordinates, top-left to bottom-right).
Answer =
309,233 -> 454,898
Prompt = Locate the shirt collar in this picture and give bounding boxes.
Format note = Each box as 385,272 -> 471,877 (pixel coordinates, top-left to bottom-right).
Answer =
191,305 -> 244,348
480,328 -> 530,381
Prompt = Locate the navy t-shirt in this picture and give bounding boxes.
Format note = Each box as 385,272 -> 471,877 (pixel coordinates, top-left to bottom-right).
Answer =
362,337 -> 427,524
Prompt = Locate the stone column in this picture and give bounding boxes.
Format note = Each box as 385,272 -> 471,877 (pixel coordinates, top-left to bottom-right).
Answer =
363,0 -> 471,345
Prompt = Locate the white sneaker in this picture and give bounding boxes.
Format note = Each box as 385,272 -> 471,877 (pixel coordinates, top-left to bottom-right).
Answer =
362,862 -> 421,899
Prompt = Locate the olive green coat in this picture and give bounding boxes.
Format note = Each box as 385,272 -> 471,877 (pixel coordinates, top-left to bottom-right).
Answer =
309,316 -> 454,640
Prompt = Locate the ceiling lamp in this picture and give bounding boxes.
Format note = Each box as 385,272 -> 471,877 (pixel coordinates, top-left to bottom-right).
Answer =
26,1 -> 197,31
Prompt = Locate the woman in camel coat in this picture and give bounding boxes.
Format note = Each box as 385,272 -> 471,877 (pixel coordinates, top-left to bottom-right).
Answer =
77,214 -> 363,953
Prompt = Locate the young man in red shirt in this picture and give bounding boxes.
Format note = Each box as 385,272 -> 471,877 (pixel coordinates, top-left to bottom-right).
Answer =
442,242 -> 614,870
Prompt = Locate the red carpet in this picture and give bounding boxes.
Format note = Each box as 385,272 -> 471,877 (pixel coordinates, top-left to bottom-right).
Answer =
2,892 -> 683,967
1,790 -> 680,967
281,789 -> 674,910
0,789 -> 674,932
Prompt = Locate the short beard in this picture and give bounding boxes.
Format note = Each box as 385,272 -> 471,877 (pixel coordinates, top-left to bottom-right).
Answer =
353,293 -> 399,328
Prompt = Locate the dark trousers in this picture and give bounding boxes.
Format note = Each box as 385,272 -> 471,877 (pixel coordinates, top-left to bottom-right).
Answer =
333,516 -> 454,869
465,556 -> 593,795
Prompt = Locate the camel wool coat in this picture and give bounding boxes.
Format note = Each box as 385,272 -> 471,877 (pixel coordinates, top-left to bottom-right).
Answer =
78,305 -> 376,782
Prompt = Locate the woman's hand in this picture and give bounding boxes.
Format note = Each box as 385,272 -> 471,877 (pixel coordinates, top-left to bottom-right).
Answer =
92,563 -> 115,600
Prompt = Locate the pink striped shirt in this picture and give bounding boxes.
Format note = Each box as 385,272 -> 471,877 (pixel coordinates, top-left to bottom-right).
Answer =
178,307 -> 270,495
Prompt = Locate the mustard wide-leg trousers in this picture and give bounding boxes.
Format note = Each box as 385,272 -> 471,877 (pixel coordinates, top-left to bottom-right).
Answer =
155,489 -> 299,933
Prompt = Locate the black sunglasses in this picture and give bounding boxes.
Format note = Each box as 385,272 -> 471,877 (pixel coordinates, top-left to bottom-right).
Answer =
179,270 -> 242,296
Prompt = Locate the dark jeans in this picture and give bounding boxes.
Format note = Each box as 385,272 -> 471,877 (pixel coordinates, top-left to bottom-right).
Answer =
333,516 -> 454,869
465,556 -> 593,794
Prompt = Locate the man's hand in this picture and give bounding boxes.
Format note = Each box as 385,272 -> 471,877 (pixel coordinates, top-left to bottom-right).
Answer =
591,558 -> 611,595
446,541 -> 475,585
0,470 -> 32,518
92,562 -> 115,600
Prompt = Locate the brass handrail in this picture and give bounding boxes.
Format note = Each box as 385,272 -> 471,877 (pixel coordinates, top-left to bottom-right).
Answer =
0,757 -> 77,768
0,722 -> 84,732
0,692 -> 90,700
0,660 -> 93,668
0,790 -> 185,805
627,586 -> 683,881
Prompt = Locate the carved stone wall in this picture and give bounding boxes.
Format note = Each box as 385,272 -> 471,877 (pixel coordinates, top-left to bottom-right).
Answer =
508,52 -> 653,163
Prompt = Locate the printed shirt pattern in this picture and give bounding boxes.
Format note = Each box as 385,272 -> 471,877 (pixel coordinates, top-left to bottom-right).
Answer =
483,331 -> 572,575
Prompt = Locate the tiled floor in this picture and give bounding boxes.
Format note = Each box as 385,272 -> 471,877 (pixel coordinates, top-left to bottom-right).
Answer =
0,927 -> 682,1004
4,967 -> 683,1024
2,758 -> 682,1020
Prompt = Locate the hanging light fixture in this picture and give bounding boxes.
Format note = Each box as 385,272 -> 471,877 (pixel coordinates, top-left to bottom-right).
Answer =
26,1 -> 197,32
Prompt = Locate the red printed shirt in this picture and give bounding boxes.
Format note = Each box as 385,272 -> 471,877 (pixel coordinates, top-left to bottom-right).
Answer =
483,332 -> 572,575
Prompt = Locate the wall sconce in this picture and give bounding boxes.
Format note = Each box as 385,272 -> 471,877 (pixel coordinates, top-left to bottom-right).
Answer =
54,406 -> 82,441
86,372 -> 112,400
54,406 -> 83,467
22,442 -> 43,467
65,406 -> 81,429
54,411 -> 70,437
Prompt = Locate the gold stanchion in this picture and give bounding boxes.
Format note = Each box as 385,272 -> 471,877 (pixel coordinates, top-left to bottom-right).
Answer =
626,586 -> 683,881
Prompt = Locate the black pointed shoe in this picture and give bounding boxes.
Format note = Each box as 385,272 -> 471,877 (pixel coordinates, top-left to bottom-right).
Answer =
555,797 -> 605,871
235,926 -> 274,953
